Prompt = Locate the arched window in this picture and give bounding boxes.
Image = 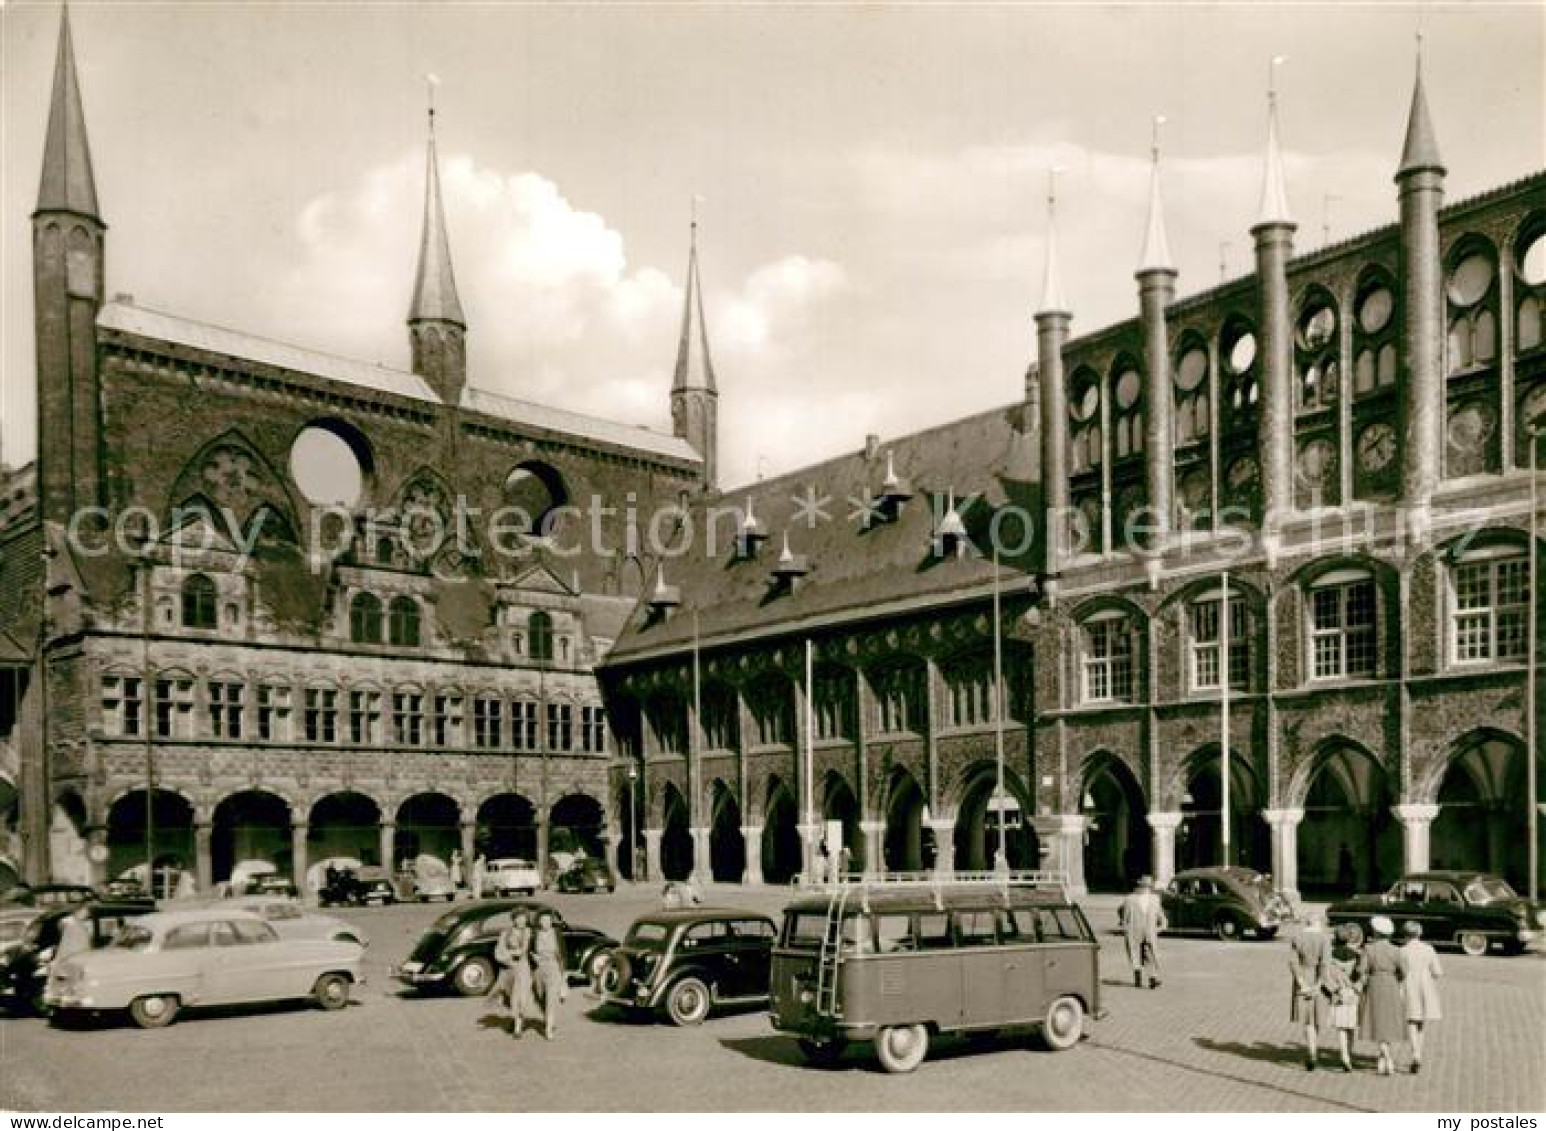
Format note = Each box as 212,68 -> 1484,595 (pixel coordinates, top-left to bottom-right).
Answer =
1352,274 -> 1399,399
1516,225 -> 1546,354
1449,545 -> 1530,665
529,611 -> 554,663
1173,343 -> 1209,445
1112,362 -> 1143,460
1445,244 -> 1499,376
1080,610 -> 1137,704
181,574 -> 217,630
1306,570 -> 1377,681
388,596 -> 421,647
1296,294 -> 1339,412
1068,367 -> 1102,474
1222,321 -> 1259,421
1187,590 -> 1249,692
349,592 -> 383,644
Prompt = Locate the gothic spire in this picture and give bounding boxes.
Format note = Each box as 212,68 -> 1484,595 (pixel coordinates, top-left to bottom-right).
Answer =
673,205 -> 717,394
35,3 -> 100,219
408,94 -> 466,328
1038,168 -> 1069,314
1256,59 -> 1293,227
1137,117 -> 1173,273
1397,37 -> 1445,178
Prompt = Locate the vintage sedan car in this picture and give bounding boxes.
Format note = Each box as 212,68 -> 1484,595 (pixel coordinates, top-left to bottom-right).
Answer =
0,909 -> 44,960
485,858 -> 543,896
45,909 -> 364,1028
318,865 -> 397,907
394,899 -> 617,996
550,856 -> 615,895
217,897 -> 367,947
1160,866 -> 1294,941
406,857 -> 458,903
600,909 -> 778,1026
1327,871 -> 1546,956
0,900 -> 157,1011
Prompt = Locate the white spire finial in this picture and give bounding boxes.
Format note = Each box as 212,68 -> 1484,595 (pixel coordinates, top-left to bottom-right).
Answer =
1038,165 -> 1070,314
1256,56 -> 1293,226
1137,116 -> 1173,273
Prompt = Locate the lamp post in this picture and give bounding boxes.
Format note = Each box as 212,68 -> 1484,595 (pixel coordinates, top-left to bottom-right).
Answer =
991,547 -> 1008,872
626,762 -> 639,883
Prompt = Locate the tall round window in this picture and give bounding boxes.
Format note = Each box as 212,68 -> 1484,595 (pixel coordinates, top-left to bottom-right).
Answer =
1446,254 -> 1494,307
1521,234 -> 1546,286
504,463 -> 568,536
290,425 -> 365,508
1175,348 -> 1208,393
1358,287 -> 1394,334
1114,369 -> 1141,410
1228,331 -> 1257,374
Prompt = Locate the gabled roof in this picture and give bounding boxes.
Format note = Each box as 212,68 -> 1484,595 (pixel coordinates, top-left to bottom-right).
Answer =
605,402 -> 1041,663
460,387 -> 700,462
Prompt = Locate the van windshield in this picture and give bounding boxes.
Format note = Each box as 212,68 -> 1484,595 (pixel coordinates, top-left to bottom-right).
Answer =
781,912 -> 869,952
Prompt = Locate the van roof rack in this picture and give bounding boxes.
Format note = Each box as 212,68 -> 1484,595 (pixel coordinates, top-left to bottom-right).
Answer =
792,870 -> 1071,913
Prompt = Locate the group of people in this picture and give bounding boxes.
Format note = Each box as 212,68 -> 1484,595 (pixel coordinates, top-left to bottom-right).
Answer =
492,909 -> 566,1040
1290,913 -> 1443,1075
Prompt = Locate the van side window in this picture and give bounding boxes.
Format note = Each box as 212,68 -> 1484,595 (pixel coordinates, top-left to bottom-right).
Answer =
1009,909 -> 1043,941
1037,908 -> 1085,940
840,915 -> 872,954
876,914 -> 912,953
916,913 -> 953,950
955,910 -> 998,947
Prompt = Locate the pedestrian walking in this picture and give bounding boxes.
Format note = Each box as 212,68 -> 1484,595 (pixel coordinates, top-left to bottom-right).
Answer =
1288,912 -> 1332,1071
1358,915 -> 1406,1075
1397,920 -> 1442,1074
838,843 -> 853,880
55,905 -> 92,964
1117,875 -> 1165,989
494,910 -> 534,1037
472,854 -> 487,900
531,910 -> 565,1040
1326,923 -> 1362,1072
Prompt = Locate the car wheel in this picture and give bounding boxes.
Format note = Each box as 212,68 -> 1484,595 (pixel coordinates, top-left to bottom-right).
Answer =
1213,915 -> 1242,941
452,957 -> 496,997
584,948 -> 614,988
664,977 -> 711,1026
128,994 -> 179,1029
874,1023 -> 929,1073
1041,995 -> 1084,1051
1459,931 -> 1489,957
599,952 -> 630,997
313,973 -> 351,1011
797,1036 -> 848,1066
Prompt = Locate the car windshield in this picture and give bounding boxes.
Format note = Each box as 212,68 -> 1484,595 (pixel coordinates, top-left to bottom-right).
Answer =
625,921 -> 671,948
112,925 -> 153,951
1463,878 -> 1517,904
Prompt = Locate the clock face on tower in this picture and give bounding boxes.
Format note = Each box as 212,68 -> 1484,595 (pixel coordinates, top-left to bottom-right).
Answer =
1357,422 -> 1397,473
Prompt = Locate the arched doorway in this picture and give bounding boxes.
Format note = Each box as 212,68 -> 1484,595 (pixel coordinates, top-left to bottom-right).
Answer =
1179,747 -> 1269,874
212,790 -> 292,883
954,764 -> 1039,872
660,783 -> 693,880
476,793 -> 537,861
883,768 -> 929,873
1081,754 -> 1150,891
1297,745 -> 1400,896
550,793 -> 605,859
396,792 -> 461,867
821,772 -> 861,874
1431,733 -> 1531,889
309,791 -> 382,867
107,789 -> 195,893
708,781 -> 745,882
763,777 -> 802,883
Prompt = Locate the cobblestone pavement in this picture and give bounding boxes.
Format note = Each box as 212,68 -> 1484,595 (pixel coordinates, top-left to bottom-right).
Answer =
1,885 -> 1541,1112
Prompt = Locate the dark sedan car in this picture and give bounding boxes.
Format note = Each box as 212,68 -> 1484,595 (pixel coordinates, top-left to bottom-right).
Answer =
318,865 -> 396,907
1160,866 -> 1294,941
0,900 -> 156,1012
1327,871 -> 1546,956
598,909 -> 778,1025
0,883 -> 98,909
393,899 -> 617,996
550,856 -> 615,894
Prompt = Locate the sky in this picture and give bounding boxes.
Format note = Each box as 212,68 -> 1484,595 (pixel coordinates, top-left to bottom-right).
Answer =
1,1 -> 1542,489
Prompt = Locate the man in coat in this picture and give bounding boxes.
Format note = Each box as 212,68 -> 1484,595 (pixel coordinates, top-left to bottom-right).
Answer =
1118,875 -> 1166,989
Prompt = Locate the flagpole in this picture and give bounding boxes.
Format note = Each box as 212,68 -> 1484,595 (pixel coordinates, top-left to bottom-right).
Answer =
691,610 -> 704,885
804,637 -> 815,880
1220,570 -> 1232,868
992,547 -> 1008,871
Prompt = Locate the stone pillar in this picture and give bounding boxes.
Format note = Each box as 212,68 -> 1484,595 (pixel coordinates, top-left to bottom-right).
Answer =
1137,267 -> 1177,544
605,833 -> 622,885
378,821 -> 396,874
741,824 -> 764,885
459,820 -> 477,873
1262,807 -> 1304,901
798,822 -> 822,882
85,825 -> 108,887
1147,811 -> 1183,888
193,822 -> 213,895
1396,138 -> 1446,530
1038,309 -> 1072,570
926,818 -> 955,877
643,828 -> 663,882
291,822 -> 309,897
859,819 -> 885,878
1254,218 -> 1297,528
536,814 -> 550,881
690,826 -> 712,885
1393,803 -> 1440,875
1031,815 -> 1088,896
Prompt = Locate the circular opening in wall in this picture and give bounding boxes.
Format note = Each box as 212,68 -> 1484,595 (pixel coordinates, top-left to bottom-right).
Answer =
290,423 -> 368,508
1519,233 -> 1546,287
1070,372 -> 1100,423
1357,286 -> 1394,335
1175,348 -> 1207,392
1299,304 -> 1337,349
1446,253 -> 1494,307
1227,331 -> 1257,374
504,462 -> 569,535
1114,368 -> 1141,410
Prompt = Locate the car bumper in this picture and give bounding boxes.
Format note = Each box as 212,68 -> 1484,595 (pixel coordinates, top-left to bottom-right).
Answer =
393,962 -> 448,986
601,983 -> 660,1010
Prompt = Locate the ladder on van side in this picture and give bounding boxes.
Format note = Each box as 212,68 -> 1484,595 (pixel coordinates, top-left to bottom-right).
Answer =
812,881 -> 852,1018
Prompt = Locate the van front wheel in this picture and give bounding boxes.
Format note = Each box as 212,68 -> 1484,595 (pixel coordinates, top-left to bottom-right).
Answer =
875,1024 -> 929,1073
1041,995 -> 1084,1051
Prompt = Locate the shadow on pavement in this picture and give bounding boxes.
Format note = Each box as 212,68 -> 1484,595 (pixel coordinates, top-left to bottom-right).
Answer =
1193,1037 -> 1314,1068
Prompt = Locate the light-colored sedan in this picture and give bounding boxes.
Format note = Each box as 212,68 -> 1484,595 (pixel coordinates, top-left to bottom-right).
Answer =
45,909 -> 364,1028
218,897 -> 368,948
485,858 -> 542,896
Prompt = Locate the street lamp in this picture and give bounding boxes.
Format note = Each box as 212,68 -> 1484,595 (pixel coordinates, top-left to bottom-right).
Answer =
626,761 -> 639,882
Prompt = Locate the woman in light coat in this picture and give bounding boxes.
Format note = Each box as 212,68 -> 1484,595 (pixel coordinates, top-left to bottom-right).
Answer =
1397,920 -> 1442,1074
1357,915 -> 1406,1076
493,910 -> 534,1037
531,911 -> 565,1040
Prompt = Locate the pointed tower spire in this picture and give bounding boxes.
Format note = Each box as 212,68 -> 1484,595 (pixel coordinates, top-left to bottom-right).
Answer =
36,2 -> 100,219
671,199 -> 719,491
407,79 -> 468,404
1137,116 -> 1173,273
1397,34 -> 1445,177
1038,167 -> 1069,315
1257,57 -> 1293,227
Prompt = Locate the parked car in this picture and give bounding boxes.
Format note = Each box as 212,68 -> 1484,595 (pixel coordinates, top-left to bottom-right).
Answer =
44,909 -> 365,1028
599,909 -> 776,1026
0,883 -> 98,909
485,858 -> 543,896
318,865 -> 397,908
1327,871 -> 1546,956
1159,866 -> 1294,941
0,909 -> 44,960
768,878 -> 1102,1073
550,856 -> 615,895
217,897 -> 367,947
247,873 -> 299,899
406,856 -> 458,903
394,899 -> 617,996
0,900 -> 157,1012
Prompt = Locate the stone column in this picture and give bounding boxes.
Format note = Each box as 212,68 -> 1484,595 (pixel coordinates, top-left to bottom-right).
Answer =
1038,308 -> 1072,570
690,826 -> 712,885
85,825 -> 108,887
741,824 -> 764,885
1262,807 -> 1304,901
378,821 -> 396,873
1030,815 -> 1088,896
798,822 -> 822,882
291,822 -> 309,898
605,833 -> 622,885
1393,803 -> 1439,875
536,814 -> 550,881
1254,217 -> 1296,529
643,828 -> 663,882
1137,268 -> 1177,544
926,817 -> 955,877
459,820 -> 477,872
193,822 -> 213,895
860,819 -> 885,878
1147,811 -> 1183,888
1396,130 -> 1446,532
